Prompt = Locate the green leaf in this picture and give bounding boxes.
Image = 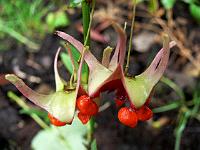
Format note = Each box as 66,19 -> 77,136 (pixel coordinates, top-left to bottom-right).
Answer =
61,44 -> 89,83
189,3 -> 200,23
20,108 -> 50,124
161,77 -> 185,101
61,52 -> 74,74
153,101 -> 181,113
161,0 -> 176,9
32,117 -> 87,150
91,139 -> 97,150
181,0 -> 193,3
174,110 -> 190,150
20,108 -> 46,117
46,11 -> 70,30
69,0 -> 82,7
148,0 -> 159,13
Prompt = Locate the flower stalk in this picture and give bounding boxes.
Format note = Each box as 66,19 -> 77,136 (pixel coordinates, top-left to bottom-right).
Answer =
82,0 -> 96,147
125,0 -> 137,74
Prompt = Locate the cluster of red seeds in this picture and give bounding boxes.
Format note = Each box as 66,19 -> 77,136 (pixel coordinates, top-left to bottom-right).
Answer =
48,95 -> 98,126
48,94 -> 152,127
76,95 -> 99,124
115,95 -> 153,128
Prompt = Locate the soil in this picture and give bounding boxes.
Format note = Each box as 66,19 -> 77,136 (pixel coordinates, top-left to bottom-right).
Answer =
0,1 -> 200,150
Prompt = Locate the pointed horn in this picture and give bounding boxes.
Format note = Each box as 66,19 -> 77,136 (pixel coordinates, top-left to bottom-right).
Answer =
54,47 -> 65,91
55,31 -> 100,70
102,46 -> 113,67
137,36 -> 176,85
121,36 -> 176,108
109,23 -> 127,71
5,74 -> 51,111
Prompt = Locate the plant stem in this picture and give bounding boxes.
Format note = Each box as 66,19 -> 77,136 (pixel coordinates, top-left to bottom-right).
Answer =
153,101 -> 180,113
82,0 -> 91,46
161,77 -> 185,102
87,117 -> 95,144
175,110 -> 190,150
81,0 -> 96,83
7,91 -> 49,129
81,0 -> 96,148
125,0 -> 136,74
84,0 -> 96,47
0,20 -> 39,51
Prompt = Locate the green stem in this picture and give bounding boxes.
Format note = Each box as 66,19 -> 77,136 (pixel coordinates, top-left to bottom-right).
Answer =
84,0 -> 96,47
7,91 -> 49,129
175,110 -> 190,150
153,101 -> 180,113
125,0 -> 136,74
161,77 -> 185,102
0,19 -> 39,50
87,117 -> 95,144
81,0 -> 96,148
8,91 -> 72,148
82,0 -> 91,46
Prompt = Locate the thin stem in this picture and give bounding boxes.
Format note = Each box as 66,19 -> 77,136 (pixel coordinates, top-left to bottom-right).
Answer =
82,0 -> 91,46
81,0 -> 96,147
0,19 -> 39,50
125,0 -> 136,74
175,110 -> 190,150
153,101 -> 180,113
80,0 -> 96,83
7,91 -> 49,129
161,76 -> 185,102
87,117 -> 95,146
65,43 -> 77,87
123,22 -> 127,31
84,0 -> 96,47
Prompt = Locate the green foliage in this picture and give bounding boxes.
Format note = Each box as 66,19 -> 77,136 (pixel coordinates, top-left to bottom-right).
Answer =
153,78 -> 200,150
160,0 -> 200,23
91,139 -> 97,150
60,44 -> 89,83
161,0 -> 176,9
19,108 -> 49,124
0,0 -> 48,50
0,0 -> 47,38
61,52 -> 74,74
68,0 -> 82,7
7,91 -> 49,129
189,3 -> 200,23
31,117 -> 87,150
0,0 -> 70,50
148,0 -> 159,13
46,11 -> 70,32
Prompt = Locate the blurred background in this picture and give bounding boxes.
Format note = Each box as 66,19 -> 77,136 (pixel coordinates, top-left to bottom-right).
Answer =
0,0 -> 200,150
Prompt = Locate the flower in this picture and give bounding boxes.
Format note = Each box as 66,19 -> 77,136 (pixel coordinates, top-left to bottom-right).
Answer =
5,47 -> 87,125
56,23 -> 176,109
6,22 -> 176,127
56,23 -> 176,127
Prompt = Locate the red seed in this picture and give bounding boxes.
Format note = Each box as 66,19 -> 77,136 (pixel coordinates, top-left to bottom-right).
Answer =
118,107 -> 138,128
77,95 -> 98,115
78,112 -> 91,124
136,106 -> 153,121
115,98 -> 125,107
48,113 -> 67,126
